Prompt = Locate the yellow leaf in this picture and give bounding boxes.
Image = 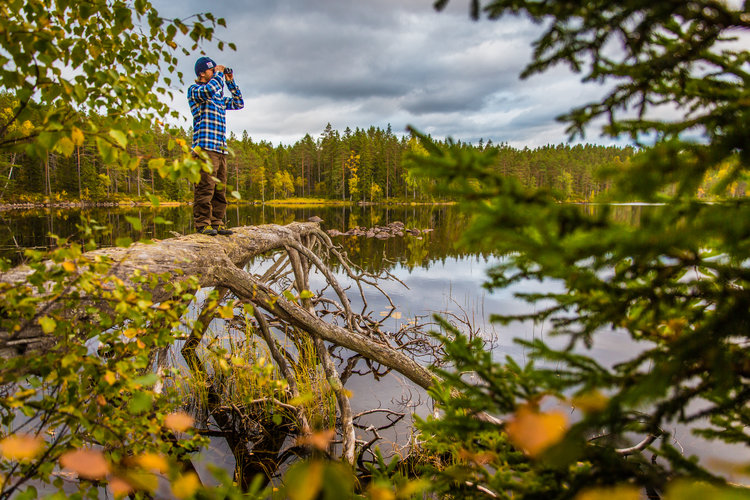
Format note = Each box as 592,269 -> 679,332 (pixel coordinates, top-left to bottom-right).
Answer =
457,448 -> 496,465
164,412 -> 194,432
576,484 -> 640,500
71,127 -> 84,147
109,475 -> 134,498
287,460 -> 323,500
56,137 -> 75,157
664,480 -> 725,500
97,395 -> 107,406
506,405 -> 568,457
120,469 -> 158,493
397,479 -> 430,498
171,471 -> 201,499
392,312 -> 402,319
136,452 -> 169,473
38,316 -> 56,334
296,429 -> 335,451
289,392 -> 314,406
104,371 -> 117,385
59,449 -> 110,480
572,390 -> 609,414
0,434 -> 44,461
136,299 -> 153,309
369,484 -> 396,500
217,304 -> 234,319
62,261 -> 76,272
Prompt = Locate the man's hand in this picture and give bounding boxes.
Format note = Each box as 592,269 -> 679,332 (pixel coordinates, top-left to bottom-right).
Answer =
215,65 -> 233,82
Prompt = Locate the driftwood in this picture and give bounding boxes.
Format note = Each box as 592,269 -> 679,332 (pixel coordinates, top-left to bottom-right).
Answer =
0,222 -> 435,392
0,223 -> 310,357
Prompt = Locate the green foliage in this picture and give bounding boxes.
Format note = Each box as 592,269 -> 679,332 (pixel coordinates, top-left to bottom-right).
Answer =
407,0 -> 750,497
0,235 -> 208,497
0,1 -> 255,498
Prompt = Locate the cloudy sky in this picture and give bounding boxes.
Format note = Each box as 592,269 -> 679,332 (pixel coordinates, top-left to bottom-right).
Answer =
151,0 -> 617,147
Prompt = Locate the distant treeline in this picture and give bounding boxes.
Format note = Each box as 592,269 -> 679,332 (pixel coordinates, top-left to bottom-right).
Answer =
0,92 -> 633,203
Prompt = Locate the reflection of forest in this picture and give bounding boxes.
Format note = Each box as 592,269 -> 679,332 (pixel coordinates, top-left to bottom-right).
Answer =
0,204 -> 652,266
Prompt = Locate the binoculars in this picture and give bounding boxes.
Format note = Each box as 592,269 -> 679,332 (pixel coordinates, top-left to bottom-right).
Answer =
225,67 -> 233,75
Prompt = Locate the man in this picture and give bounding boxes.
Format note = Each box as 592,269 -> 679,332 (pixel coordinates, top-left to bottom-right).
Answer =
188,56 -> 244,236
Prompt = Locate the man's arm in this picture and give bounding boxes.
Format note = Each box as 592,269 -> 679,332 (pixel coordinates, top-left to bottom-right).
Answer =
187,74 -> 224,103
224,79 -> 244,110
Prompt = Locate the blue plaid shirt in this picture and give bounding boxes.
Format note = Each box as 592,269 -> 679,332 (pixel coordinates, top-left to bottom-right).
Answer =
188,71 -> 244,154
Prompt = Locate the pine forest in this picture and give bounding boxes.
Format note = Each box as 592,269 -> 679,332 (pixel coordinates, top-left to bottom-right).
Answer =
0,92 -> 632,204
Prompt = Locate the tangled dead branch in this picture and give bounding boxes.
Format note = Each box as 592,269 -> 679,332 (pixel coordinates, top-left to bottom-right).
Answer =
175,224 -> 447,476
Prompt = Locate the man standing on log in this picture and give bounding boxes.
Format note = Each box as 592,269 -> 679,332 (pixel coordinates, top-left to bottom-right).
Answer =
188,56 -> 244,236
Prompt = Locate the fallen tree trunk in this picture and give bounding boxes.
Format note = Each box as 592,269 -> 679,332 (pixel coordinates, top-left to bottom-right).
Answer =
0,222 -> 314,358
0,222 -> 437,391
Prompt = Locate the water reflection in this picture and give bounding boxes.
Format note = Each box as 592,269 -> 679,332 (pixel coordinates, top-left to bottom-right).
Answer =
0,203 -> 655,266
0,204 -> 480,268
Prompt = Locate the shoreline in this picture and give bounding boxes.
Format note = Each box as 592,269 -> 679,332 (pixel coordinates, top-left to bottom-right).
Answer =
0,199 -> 458,211
0,200 -> 185,211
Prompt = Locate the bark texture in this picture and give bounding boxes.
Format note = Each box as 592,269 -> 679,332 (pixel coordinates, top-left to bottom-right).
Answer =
0,223 -> 317,358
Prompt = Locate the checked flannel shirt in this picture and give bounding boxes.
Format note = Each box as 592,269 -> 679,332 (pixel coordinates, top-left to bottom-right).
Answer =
188,71 -> 244,154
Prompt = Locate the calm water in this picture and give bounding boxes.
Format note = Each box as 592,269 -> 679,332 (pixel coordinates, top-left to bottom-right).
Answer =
0,203 -> 651,267
3,203 -> 742,481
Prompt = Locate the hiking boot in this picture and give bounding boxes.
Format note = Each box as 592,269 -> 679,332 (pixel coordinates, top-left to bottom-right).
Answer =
212,224 -> 234,236
196,226 -> 218,236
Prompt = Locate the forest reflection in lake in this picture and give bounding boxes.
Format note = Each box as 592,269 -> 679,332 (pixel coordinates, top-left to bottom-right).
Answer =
0,202 -> 654,267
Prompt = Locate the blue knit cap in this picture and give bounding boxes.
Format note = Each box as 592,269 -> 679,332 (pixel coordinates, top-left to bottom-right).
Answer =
194,56 -> 216,76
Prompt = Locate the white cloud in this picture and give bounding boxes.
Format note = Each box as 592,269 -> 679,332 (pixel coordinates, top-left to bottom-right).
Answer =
152,0 -> 626,147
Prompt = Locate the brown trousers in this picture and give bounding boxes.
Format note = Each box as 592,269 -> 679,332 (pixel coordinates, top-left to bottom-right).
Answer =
193,150 -> 228,228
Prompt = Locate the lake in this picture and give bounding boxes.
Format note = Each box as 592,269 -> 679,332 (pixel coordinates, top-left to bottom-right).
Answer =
2,203 -> 744,484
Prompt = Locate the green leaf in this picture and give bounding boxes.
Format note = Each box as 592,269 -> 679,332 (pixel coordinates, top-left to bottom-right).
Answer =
148,158 -> 165,170
109,129 -> 128,148
96,137 -> 116,163
38,316 -> 57,334
132,373 -> 159,387
55,137 -> 75,157
128,391 -> 153,414
16,486 -> 38,500
115,237 -> 133,248
153,217 -> 172,225
125,216 -> 142,231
